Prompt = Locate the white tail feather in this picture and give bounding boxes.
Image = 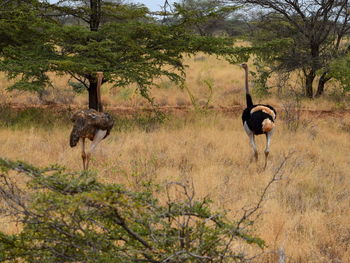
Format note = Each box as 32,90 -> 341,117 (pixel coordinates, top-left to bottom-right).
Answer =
262,118 -> 275,133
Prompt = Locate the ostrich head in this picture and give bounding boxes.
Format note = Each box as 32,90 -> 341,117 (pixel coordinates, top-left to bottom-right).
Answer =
240,63 -> 248,70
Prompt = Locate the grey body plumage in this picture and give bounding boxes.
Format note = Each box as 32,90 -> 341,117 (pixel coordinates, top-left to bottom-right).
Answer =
70,108 -> 114,170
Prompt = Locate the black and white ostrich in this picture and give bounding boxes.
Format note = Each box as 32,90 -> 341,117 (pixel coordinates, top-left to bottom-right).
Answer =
70,72 -> 114,170
240,63 -> 276,168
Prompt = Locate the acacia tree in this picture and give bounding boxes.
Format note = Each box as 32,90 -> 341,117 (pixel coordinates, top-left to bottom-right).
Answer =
0,0 -> 237,110
0,0 -> 56,97
328,52 -> 350,92
0,159 -> 269,262
234,0 -> 350,98
175,0 -> 238,36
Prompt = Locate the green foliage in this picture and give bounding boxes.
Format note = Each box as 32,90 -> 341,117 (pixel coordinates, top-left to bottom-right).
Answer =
68,81 -> 86,94
0,106 -> 71,129
0,106 -> 165,132
239,0 -> 350,97
250,60 -> 272,97
0,0 -> 57,92
184,78 -> 214,111
328,55 -> 350,92
174,0 -> 238,36
0,159 -> 265,262
0,0 -> 240,107
118,87 -> 135,100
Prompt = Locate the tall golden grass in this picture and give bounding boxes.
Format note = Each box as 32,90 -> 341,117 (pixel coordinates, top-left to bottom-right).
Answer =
0,53 -> 348,111
1,110 -> 350,262
0,54 -> 350,262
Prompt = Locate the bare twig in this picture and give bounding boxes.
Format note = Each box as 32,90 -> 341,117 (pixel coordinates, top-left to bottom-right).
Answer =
236,154 -> 291,229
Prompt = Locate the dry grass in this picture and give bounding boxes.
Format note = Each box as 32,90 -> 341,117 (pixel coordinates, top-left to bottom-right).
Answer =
0,52 -> 350,262
1,53 -> 349,111
0,111 -> 350,262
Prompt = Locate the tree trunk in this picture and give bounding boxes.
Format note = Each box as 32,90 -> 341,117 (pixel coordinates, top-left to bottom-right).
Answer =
304,41 -> 320,99
315,72 -> 331,97
88,75 -> 104,111
88,0 -> 102,110
90,0 -> 101,32
305,70 -> 315,98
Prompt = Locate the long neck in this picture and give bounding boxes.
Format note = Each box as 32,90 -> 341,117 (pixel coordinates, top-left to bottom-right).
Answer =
244,67 -> 253,108
244,67 -> 249,95
96,72 -> 103,112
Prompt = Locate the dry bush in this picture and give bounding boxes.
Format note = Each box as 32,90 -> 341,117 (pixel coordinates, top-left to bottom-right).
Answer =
157,96 -> 169,106
175,97 -> 189,106
24,87 -> 76,105
280,88 -> 303,132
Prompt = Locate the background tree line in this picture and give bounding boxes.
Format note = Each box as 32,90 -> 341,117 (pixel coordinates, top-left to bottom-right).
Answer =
0,0 -> 239,110
182,0 -> 350,98
1,0 -> 350,104
237,0 -> 350,98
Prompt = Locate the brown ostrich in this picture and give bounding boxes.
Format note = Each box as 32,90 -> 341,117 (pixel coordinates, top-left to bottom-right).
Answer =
69,72 -> 114,170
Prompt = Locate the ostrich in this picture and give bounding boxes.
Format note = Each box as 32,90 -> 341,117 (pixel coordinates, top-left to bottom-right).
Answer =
240,63 -> 276,168
70,72 -> 114,170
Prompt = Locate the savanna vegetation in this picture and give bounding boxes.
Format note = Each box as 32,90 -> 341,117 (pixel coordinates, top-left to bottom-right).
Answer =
1,0 -> 350,262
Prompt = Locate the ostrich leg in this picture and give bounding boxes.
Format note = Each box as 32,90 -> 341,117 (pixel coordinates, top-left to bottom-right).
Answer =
244,122 -> 258,162
250,135 -> 258,161
264,131 -> 273,169
86,129 -> 108,170
81,138 -> 87,170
